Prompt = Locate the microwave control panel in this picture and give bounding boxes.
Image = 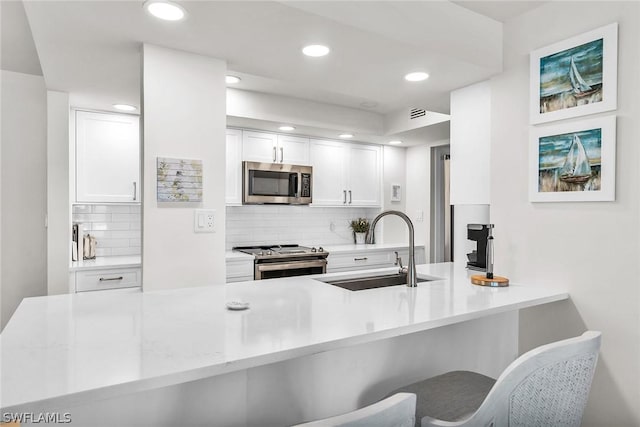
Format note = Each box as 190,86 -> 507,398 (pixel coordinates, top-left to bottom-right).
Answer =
301,173 -> 311,198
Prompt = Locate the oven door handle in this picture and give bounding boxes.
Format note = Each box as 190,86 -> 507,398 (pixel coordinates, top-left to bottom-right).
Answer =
256,259 -> 327,272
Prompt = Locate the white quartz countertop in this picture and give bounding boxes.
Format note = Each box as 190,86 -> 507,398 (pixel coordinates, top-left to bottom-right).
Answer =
224,243 -> 424,260
225,250 -> 255,260
69,255 -> 141,271
1,263 -> 567,410
321,243 -> 425,253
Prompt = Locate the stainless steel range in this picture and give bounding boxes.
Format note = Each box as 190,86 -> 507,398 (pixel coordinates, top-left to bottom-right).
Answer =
234,244 -> 329,280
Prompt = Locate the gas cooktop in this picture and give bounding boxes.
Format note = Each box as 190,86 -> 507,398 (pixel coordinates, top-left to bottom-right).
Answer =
233,244 -> 327,259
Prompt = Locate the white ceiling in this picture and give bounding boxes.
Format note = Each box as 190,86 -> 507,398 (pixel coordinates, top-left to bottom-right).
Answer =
15,1 -> 542,144
452,1 -> 545,23
0,1 -> 42,76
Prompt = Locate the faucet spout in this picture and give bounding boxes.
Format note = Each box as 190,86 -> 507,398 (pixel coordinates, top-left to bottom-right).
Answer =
368,210 -> 417,287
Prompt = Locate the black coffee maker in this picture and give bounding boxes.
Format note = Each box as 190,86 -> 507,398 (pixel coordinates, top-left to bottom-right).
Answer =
466,224 -> 494,271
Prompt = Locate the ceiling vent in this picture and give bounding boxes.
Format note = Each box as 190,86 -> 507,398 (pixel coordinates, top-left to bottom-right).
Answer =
410,108 -> 426,120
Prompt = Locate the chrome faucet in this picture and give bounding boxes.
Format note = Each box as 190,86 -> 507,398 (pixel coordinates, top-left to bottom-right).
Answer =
368,210 -> 417,287
394,251 -> 407,274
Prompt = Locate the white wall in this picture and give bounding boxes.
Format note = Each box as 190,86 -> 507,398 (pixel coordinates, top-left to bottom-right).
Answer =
450,81 -> 491,205
142,45 -> 227,290
47,90 -> 70,295
227,88 -> 384,136
491,2 -> 640,425
449,81 -> 492,265
1,70 -> 47,329
381,145 -> 408,244
405,145 -> 431,260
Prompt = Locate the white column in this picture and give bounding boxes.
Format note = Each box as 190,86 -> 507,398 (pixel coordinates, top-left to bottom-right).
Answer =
142,45 -> 227,291
47,90 -> 71,295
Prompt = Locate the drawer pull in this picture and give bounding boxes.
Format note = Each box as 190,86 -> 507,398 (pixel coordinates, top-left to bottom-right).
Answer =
354,257 -> 368,261
99,276 -> 124,282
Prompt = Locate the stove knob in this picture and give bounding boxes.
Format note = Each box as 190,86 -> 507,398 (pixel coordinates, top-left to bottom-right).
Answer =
266,250 -> 273,255
311,247 -> 317,252
318,247 -> 324,252
257,251 -> 264,256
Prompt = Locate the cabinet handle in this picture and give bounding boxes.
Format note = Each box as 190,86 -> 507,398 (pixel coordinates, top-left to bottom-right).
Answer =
354,257 -> 368,261
348,190 -> 352,204
280,147 -> 284,163
99,276 -> 124,282
343,190 -> 347,204
133,182 -> 137,201
273,146 -> 277,162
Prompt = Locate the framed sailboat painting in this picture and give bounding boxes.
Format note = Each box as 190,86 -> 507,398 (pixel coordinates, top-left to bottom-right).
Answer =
529,115 -> 616,202
530,23 -> 618,124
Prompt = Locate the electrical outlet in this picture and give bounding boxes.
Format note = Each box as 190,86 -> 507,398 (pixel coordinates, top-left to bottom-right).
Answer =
416,210 -> 424,222
194,209 -> 216,233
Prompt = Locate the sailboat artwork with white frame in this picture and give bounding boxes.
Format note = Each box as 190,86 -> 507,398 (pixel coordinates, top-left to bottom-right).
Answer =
529,115 -> 616,202
530,23 -> 618,124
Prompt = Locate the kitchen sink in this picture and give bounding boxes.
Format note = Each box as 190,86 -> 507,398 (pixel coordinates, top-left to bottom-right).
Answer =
320,273 -> 432,291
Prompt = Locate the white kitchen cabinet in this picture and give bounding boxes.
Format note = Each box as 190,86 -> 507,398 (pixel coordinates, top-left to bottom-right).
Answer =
226,128 -> 243,205
226,255 -> 254,283
276,134 -> 310,165
242,130 -> 310,165
347,144 -> 381,206
326,246 -> 426,273
242,130 -> 279,163
309,139 -> 348,205
75,267 -> 141,292
75,110 -> 140,203
309,139 -> 381,207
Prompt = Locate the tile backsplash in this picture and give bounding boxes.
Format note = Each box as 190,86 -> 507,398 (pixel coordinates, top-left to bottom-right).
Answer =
226,205 -> 380,249
72,204 -> 141,257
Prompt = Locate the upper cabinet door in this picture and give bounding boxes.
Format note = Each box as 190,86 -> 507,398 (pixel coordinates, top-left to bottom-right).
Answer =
225,128 -> 243,205
242,131 -> 278,163
309,139 -> 348,206
277,135 -> 310,165
348,144 -> 381,207
76,111 -> 140,203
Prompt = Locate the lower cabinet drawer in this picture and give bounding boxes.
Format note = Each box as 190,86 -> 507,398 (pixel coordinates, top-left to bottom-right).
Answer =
76,268 -> 141,292
226,259 -> 254,283
327,251 -> 392,271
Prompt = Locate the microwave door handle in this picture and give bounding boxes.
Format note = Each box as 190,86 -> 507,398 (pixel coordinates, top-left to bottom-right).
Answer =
292,173 -> 299,198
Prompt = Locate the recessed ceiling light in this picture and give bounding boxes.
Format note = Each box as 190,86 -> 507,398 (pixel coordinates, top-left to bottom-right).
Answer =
404,72 -> 429,82
113,104 -> 137,112
144,1 -> 186,21
339,133 -> 354,139
226,75 -> 241,84
389,140 -> 403,145
302,45 -> 330,57
279,126 -> 295,131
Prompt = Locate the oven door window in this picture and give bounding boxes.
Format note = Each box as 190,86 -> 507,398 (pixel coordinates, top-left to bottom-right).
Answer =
256,259 -> 327,280
249,170 -> 298,197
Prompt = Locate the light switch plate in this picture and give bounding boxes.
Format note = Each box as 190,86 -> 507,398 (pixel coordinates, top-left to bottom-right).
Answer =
194,209 -> 216,233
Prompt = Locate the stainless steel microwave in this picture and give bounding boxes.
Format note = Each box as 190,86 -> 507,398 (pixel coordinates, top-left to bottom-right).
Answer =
243,161 -> 312,205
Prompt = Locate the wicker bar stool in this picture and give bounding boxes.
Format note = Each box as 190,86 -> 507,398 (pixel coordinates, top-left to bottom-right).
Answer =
388,331 -> 601,427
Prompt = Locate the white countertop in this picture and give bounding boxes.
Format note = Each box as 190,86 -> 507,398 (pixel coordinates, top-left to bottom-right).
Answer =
1,263 -> 567,410
225,250 -> 255,261
70,255 -> 141,271
322,243 -> 425,253
224,243 -> 424,260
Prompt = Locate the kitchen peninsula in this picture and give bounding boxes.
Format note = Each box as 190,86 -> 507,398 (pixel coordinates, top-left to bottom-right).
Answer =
1,263 -> 567,426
